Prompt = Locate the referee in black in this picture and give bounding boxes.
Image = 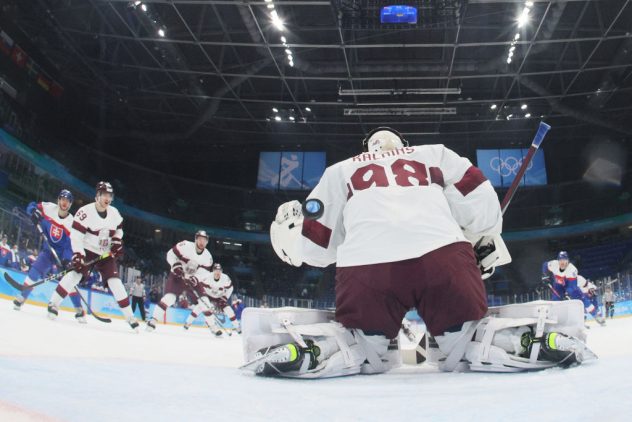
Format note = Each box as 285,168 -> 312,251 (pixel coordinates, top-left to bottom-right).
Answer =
130,275 -> 147,321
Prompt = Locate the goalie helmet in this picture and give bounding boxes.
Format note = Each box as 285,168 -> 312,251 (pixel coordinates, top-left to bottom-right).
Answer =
362,127 -> 408,153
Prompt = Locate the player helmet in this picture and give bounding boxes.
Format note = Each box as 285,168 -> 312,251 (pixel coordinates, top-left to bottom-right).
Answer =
362,127 -> 408,153
95,181 -> 114,195
195,230 -> 209,239
58,189 -> 73,203
212,263 -> 222,271
557,251 -> 569,261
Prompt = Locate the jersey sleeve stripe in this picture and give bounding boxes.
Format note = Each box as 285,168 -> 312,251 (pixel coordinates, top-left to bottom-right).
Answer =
72,221 -> 87,234
302,218 -> 332,249
454,166 -> 487,196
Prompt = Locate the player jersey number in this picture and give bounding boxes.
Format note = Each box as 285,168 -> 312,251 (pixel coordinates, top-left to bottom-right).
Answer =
350,159 -> 442,191
76,210 -> 88,221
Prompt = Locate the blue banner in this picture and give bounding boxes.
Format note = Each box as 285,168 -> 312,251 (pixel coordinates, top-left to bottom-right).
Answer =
257,151 -> 326,191
477,148 -> 547,188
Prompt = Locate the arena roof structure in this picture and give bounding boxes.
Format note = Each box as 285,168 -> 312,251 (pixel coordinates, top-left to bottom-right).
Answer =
4,0 -> 632,154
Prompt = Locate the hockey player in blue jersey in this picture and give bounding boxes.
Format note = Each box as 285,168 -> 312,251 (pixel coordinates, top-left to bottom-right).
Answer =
578,276 -> 606,325
542,251 -> 582,301
13,190 -> 85,322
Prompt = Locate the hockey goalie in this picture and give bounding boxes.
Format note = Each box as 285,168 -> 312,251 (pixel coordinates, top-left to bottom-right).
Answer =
242,127 -> 596,378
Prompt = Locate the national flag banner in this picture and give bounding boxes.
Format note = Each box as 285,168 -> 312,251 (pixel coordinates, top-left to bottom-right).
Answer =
0,31 -> 14,55
26,59 -> 39,78
50,81 -> 64,98
10,44 -> 28,68
37,73 -> 51,91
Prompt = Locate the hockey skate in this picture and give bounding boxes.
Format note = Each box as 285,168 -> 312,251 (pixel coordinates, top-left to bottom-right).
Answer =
47,303 -> 58,320
247,340 -> 321,377
13,297 -> 24,311
594,316 -> 606,326
146,318 -> 157,331
75,309 -> 87,324
183,323 -> 190,330
127,317 -> 140,332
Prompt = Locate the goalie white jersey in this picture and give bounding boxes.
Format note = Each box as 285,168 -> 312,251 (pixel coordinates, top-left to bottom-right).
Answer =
201,272 -> 233,300
300,145 -> 502,267
166,240 -> 213,274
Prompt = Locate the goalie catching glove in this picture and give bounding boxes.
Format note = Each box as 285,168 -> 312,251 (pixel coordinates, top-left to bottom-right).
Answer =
270,200 -> 304,267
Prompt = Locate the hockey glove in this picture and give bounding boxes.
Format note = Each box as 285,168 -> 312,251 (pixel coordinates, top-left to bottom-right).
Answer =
184,275 -> 199,288
110,237 -> 123,258
270,200 -> 304,267
30,208 -> 43,225
171,262 -> 185,280
71,252 -> 85,272
473,234 -> 512,280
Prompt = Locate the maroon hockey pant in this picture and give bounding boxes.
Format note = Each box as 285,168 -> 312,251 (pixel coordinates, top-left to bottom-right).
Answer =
335,241 -> 488,339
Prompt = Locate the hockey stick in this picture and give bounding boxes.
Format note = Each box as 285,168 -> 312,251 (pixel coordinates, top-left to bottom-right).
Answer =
4,252 -> 111,292
189,287 -> 232,336
500,122 -> 551,214
72,286 -> 111,323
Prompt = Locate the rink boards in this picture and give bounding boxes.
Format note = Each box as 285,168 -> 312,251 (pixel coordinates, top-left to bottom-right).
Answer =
2,265 -> 631,324
0,267 -> 236,329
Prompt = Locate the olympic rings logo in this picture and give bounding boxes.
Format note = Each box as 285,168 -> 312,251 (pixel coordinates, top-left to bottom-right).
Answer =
489,156 -> 533,177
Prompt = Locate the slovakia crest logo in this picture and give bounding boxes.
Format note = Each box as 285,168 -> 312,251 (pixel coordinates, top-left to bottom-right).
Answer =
50,225 -> 64,243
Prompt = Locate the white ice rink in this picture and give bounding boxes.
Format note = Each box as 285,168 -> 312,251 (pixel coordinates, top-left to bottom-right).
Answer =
1,299 -> 631,422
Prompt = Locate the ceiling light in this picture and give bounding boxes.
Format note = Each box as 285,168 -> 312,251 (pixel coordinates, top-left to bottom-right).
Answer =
154,228 -> 161,233
289,116 -> 295,121
134,1 -> 141,5
508,51 -> 514,58
507,57 -> 512,64
271,10 -> 278,17
265,0 -> 272,2
285,49 -> 292,55
518,12 -> 530,28
272,107 -> 278,112
509,46 -> 515,52
267,4 -> 274,9
305,107 -> 311,112
514,33 -> 520,40
526,1 -> 534,6
141,3 -> 147,12
525,113 -> 531,118
490,104 -> 497,110
521,104 -> 528,110
280,36 -> 286,43
288,60 -> 294,67
157,29 -> 165,37
274,116 -> 282,121
507,114 -> 513,119
271,14 -> 284,31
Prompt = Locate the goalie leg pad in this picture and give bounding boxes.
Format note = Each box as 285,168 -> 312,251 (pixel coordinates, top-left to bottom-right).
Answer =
241,307 -> 397,378
435,300 -> 596,372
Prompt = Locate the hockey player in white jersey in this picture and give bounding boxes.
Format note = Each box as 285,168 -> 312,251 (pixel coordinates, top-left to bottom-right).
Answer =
146,230 -> 212,331
244,127 -> 595,378
47,182 -> 139,331
184,263 -> 240,334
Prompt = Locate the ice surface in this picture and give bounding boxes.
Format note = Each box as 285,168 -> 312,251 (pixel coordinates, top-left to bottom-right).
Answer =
1,300 -> 631,422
